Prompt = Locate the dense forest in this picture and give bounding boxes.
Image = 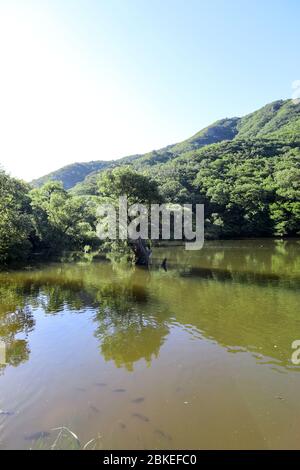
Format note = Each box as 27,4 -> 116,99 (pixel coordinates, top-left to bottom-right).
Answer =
1,99 -> 299,265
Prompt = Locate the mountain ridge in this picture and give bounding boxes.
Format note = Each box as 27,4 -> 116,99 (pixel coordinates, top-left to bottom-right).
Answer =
31,98 -> 300,190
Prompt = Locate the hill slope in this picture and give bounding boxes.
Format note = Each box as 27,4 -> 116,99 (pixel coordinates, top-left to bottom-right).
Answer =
31,117 -> 242,189
31,161 -> 111,190
32,98 -> 300,190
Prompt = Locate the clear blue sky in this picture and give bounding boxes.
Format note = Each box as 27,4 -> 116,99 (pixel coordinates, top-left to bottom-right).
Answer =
0,0 -> 299,180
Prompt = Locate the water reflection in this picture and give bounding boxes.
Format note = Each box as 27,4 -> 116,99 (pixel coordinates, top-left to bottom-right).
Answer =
153,239 -> 300,289
157,276 -> 300,368
86,270 -> 169,370
94,306 -> 169,371
0,281 -> 36,374
0,239 -> 299,375
0,307 -> 34,373
0,266 -> 171,372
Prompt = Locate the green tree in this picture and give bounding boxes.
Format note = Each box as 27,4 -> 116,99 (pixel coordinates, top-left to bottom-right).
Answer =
0,170 -> 33,264
30,181 -> 96,256
97,167 -> 160,264
97,166 -> 160,205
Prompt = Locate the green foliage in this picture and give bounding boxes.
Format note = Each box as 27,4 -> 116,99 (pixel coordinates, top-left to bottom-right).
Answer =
191,141 -> 299,236
96,167 -> 160,263
0,170 -> 33,264
97,166 -> 160,205
237,100 -> 300,141
1,99 -> 300,266
29,181 -> 97,256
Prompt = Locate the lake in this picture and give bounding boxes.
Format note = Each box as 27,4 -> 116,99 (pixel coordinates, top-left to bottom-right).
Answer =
0,239 -> 300,449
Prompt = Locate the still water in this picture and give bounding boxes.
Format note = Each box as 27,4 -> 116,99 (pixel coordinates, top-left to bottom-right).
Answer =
0,239 -> 300,449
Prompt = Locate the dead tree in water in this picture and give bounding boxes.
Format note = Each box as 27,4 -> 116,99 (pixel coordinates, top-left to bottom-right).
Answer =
161,258 -> 168,271
131,238 -> 152,267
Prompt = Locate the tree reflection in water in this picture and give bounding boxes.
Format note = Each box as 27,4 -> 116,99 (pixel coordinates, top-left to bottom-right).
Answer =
93,276 -> 170,371
0,266 -> 171,373
0,240 -> 299,376
0,306 -> 35,374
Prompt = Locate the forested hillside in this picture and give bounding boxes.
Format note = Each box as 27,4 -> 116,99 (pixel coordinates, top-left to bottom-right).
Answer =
31,161 -> 111,189
68,99 -> 299,240
33,99 -> 300,192
1,98 -> 299,266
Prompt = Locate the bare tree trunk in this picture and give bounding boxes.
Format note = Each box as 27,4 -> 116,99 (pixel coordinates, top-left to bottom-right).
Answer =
131,237 -> 151,267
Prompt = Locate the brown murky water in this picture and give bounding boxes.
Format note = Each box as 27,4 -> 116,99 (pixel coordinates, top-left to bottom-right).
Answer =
0,239 -> 300,449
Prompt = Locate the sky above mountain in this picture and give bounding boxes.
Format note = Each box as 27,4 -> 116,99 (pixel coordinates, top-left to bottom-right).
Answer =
0,0 -> 300,181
